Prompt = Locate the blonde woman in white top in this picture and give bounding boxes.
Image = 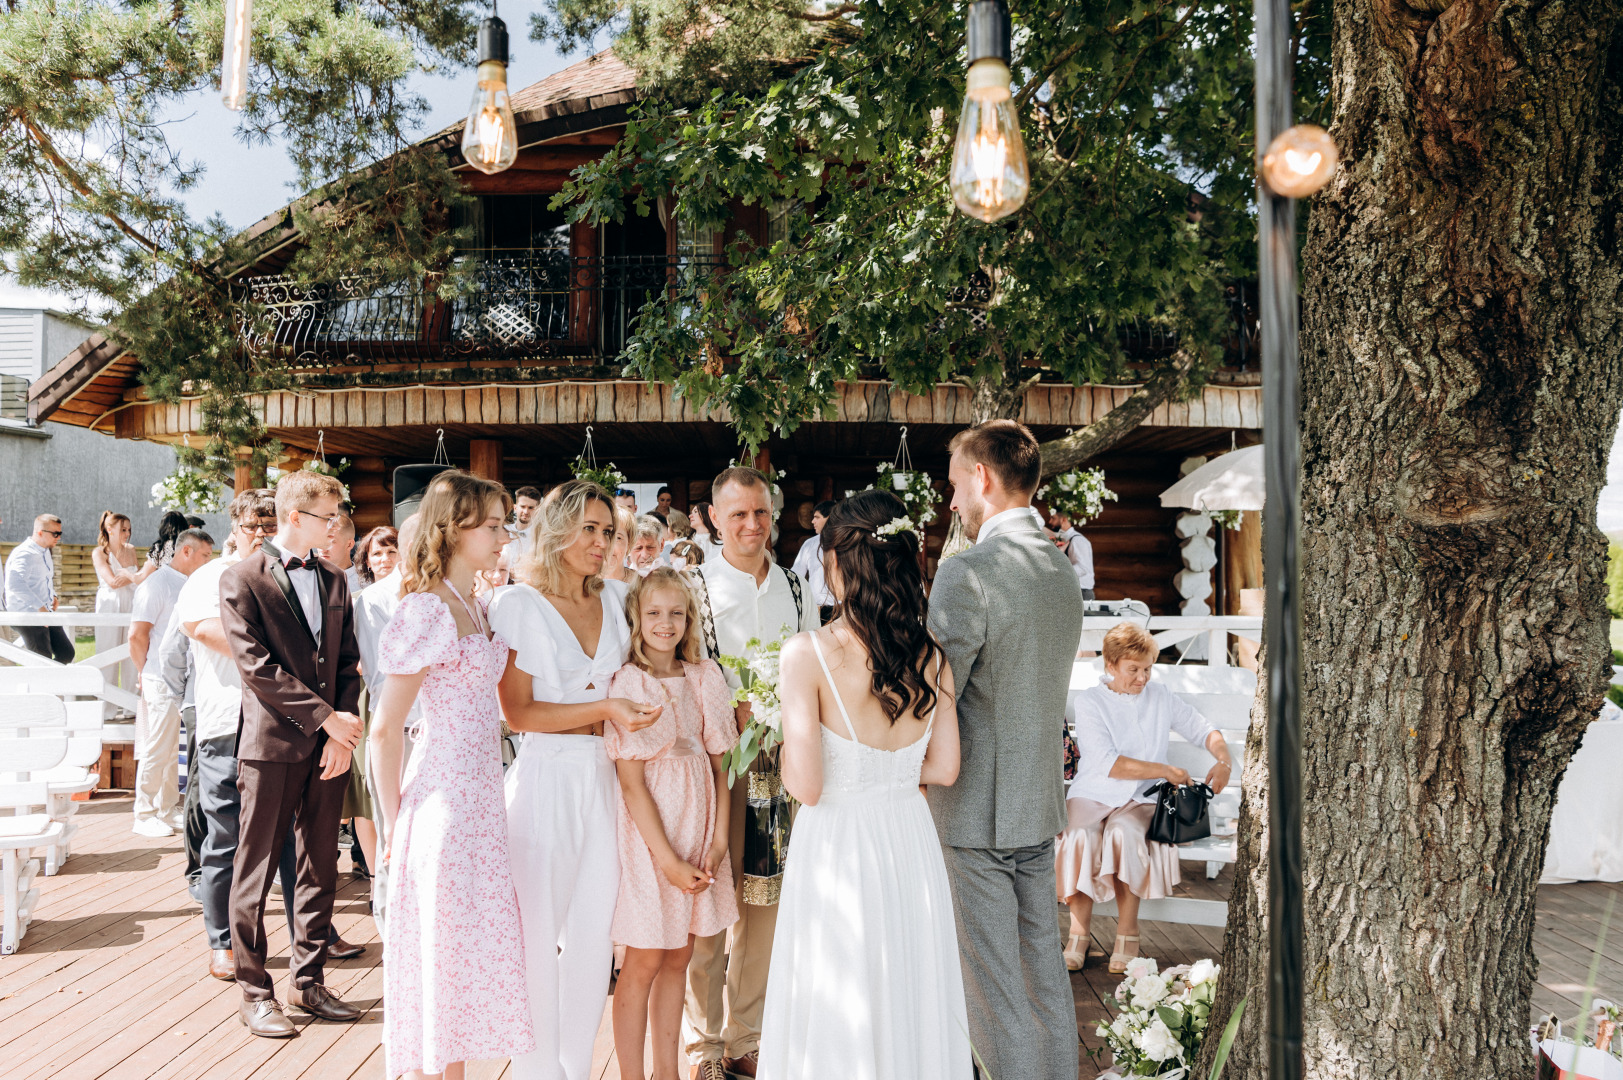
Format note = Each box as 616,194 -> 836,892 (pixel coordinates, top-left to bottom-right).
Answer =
93,510 -> 159,693
1057,622 -> 1233,973
490,479 -> 662,1080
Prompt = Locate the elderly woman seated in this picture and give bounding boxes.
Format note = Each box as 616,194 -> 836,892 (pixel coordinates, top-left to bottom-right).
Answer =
1057,623 -> 1234,973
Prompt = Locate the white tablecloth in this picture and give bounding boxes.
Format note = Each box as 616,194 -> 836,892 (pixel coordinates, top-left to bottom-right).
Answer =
1541,712 -> 1623,884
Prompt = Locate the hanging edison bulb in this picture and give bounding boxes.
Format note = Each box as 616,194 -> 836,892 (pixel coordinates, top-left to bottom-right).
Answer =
461,15 -> 519,175
1260,124 -> 1339,198
220,0 -> 254,111
950,1 -> 1028,222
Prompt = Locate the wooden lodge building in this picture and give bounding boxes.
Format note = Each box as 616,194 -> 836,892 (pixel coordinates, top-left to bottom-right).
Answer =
26,50 -> 1262,616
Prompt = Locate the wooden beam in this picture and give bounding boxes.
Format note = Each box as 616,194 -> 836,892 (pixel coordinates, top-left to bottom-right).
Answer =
469,439 -> 503,482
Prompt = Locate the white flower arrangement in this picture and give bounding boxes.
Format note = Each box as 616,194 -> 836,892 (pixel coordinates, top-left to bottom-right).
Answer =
1092,957 -> 1224,1078
870,463 -> 938,534
150,468 -> 226,514
1038,466 -> 1118,525
718,630 -> 790,785
571,456 -> 627,494
1208,509 -> 1244,532
875,517 -> 917,539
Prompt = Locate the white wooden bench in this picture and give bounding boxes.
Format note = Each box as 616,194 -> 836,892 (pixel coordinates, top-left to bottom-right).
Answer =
0,703 -> 70,954
0,670 -> 107,873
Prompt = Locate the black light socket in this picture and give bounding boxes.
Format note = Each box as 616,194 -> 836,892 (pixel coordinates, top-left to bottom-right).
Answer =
966,0 -> 1011,66
478,16 -> 509,65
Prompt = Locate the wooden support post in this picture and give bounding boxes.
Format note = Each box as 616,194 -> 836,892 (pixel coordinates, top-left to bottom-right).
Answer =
571,221 -> 601,349
672,477 -> 689,514
469,440 -> 503,483
234,463 -> 252,494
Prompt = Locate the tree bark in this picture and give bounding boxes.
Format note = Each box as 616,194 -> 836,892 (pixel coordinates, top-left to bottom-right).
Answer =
1035,348 -> 1197,478
1206,4 -> 1623,1077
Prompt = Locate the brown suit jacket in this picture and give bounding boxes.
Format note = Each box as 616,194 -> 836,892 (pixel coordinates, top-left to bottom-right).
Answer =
219,543 -> 363,764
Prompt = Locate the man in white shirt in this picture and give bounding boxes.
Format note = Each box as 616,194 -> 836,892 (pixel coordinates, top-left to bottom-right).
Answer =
129,529 -> 214,837
686,467 -> 820,1080
1051,512 -> 1096,600
5,514 -> 75,663
505,486 -> 542,564
788,499 -> 838,623
319,512 -> 363,596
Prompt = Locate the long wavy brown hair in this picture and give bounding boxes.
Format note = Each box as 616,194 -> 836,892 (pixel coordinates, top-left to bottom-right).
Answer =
403,471 -> 512,595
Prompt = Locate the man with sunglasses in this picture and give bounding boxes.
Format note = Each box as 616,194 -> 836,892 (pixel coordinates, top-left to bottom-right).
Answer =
4,514 -> 74,663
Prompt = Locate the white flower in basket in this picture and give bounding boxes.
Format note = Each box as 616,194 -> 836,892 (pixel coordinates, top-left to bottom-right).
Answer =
1037,466 -> 1118,525
872,463 -> 938,534
718,630 -> 791,785
150,469 -> 226,514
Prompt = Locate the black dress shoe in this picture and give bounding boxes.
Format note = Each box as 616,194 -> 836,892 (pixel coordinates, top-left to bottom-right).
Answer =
295,984 -> 361,1022
327,935 -> 365,960
239,998 -> 296,1038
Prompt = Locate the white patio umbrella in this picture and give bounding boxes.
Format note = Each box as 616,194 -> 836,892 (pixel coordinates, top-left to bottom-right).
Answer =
1159,444 -> 1265,511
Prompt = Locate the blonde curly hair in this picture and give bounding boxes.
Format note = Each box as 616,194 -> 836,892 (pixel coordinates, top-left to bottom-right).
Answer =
403,470 -> 512,595
625,568 -> 706,669
513,478 -> 616,597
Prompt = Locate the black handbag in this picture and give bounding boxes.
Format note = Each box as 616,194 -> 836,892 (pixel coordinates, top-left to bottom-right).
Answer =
1146,781 -> 1214,845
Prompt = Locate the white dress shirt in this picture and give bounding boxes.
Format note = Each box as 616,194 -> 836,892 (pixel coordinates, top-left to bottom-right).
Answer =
1058,527 -> 1095,590
975,504 -> 1045,545
130,565 -> 187,684
268,533 -> 322,646
175,553 -> 244,743
4,538 -> 55,612
699,551 -> 821,690
1068,681 -> 1216,806
790,533 -> 833,607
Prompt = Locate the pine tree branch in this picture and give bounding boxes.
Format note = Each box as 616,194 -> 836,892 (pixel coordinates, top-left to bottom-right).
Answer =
15,111 -> 167,261
1036,347 -> 1196,477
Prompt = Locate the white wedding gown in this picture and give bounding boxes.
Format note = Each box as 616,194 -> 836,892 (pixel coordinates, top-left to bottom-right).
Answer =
757,636 -> 972,1080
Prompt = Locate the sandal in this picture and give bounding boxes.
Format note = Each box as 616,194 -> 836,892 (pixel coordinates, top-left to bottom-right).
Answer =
1108,933 -> 1140,974
1063,934 -> 1088,971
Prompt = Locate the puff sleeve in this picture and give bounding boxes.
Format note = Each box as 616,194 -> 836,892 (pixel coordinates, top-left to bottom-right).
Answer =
696,660 -> 739,756
378,591 -> 461,675
604,664 -> 675,761
488,587 -> 563,689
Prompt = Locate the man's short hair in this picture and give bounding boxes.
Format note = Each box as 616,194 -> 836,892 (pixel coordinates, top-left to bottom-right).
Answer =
228,488 -> 276,524
331,512 -> 355,539
274,470 -> 345,523
34,514 -> 62,528
813,500 -> 839,519
712,466 -> 770,503
177,528 -> 214,550
515,486 -> 543,502
949,420 -> 1042,495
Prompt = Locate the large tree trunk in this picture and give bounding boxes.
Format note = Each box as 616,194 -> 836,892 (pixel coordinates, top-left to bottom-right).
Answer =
1207,3 -> 1623,1077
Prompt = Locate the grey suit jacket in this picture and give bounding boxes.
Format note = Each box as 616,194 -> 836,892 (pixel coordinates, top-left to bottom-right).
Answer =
927,515 -> 1083,849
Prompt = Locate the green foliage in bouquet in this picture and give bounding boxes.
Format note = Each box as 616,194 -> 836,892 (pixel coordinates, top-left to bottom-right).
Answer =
1037,467 -> 1118,525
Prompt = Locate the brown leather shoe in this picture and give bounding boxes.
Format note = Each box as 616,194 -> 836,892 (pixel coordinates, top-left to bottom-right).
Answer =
722,1051 -> 759,1078
239,998 -> 296,1038
691,1062 -> 728,1080
208,949 -> 235,981
294,983 -> 361,1022
326,935 -> 364,960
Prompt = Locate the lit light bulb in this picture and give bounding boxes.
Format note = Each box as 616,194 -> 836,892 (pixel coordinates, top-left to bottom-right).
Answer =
220,0 -> 253,112
1260,124 -> 1339,198
460,16 -> 518,176
950,2 -> 1028,223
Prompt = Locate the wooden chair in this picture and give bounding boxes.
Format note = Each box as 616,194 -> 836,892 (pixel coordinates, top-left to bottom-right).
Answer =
0,707 -> 70,955
0,676 -> 104,874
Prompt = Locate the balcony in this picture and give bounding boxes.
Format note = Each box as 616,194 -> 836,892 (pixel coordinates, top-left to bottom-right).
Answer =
238,252 -> 722,371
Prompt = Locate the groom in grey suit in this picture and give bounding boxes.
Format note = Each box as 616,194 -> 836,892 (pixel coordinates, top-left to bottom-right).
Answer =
928,420 -> 1083,1080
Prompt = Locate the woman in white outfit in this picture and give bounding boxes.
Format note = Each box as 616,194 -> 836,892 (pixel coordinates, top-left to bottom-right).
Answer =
760,489 -> 970,1080
93,510 -> 158,694
490,479 -> 663,1080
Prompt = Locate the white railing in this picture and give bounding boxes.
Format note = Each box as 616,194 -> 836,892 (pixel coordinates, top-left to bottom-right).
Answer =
0,612 -> 137,713
1081,614 -> 1262,668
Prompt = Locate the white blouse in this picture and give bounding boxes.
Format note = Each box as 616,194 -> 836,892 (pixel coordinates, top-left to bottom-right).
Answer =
1068,680 -> 1215,807
487,580 -> 631,704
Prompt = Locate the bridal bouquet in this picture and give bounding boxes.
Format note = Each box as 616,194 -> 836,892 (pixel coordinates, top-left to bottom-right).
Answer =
717,632 -> 787,786
1094,957 -> 1224,1078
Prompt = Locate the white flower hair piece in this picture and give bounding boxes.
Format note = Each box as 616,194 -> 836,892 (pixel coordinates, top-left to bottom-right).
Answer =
875,517 -> 917,539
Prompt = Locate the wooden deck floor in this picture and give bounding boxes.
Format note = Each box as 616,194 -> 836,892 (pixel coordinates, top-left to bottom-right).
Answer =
1,794 -> 1616,1079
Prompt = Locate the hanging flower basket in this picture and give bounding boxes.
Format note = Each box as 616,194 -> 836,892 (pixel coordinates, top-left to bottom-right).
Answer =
1037,467 -> 1117,525
572,426 -> 627,493
869,463 -> 939,534
149,469 -> 226,515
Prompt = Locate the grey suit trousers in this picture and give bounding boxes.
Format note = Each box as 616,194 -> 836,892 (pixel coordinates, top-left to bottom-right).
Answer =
942,840 -> 1078,1080
195,733 -> 298,951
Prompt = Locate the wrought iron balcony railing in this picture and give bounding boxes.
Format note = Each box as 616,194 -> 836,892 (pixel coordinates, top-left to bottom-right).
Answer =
239,252 -> 722,370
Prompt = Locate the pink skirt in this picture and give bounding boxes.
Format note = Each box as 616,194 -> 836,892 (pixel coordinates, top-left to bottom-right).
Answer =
1055,798 -> 1181,903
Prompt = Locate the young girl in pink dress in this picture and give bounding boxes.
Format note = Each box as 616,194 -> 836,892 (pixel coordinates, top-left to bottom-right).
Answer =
605,568 -> 740,1080
370,471 -> 535,1080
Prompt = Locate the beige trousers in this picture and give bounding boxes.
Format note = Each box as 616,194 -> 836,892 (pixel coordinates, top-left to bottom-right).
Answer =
133,683 -> 183,823
683,770 -> 779,1062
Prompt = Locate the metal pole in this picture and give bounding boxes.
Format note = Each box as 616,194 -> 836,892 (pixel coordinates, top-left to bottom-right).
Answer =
1256,0 -> 1304,1074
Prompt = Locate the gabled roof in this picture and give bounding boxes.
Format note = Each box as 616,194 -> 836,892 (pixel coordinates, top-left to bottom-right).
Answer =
30,49 -> 640,428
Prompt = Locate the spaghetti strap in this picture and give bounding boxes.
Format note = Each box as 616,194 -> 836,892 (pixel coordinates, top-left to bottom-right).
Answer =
810,632 -> 861,745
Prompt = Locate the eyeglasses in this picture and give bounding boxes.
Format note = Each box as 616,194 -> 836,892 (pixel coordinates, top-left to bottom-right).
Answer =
238,521 -> 276,535
294,509 -> 342,527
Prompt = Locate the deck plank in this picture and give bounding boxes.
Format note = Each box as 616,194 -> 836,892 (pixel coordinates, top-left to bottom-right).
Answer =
1,794 -> 1618,1079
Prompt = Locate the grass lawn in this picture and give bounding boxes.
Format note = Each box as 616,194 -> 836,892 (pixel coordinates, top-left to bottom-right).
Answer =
74,634 -> 96,663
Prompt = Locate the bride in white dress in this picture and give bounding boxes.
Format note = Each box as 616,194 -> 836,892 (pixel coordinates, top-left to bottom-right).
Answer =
758,490 -> 971,1080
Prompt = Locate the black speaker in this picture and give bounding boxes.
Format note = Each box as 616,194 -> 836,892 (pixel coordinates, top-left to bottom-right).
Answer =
393,464 -> 452,527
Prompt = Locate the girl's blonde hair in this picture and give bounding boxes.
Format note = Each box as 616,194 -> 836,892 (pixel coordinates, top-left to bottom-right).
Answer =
403,470 -> 512,595
514,478 -> 615,597
1102,622 -> 1158,665
625,568 -> 706,669
96,511 -> 130,553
